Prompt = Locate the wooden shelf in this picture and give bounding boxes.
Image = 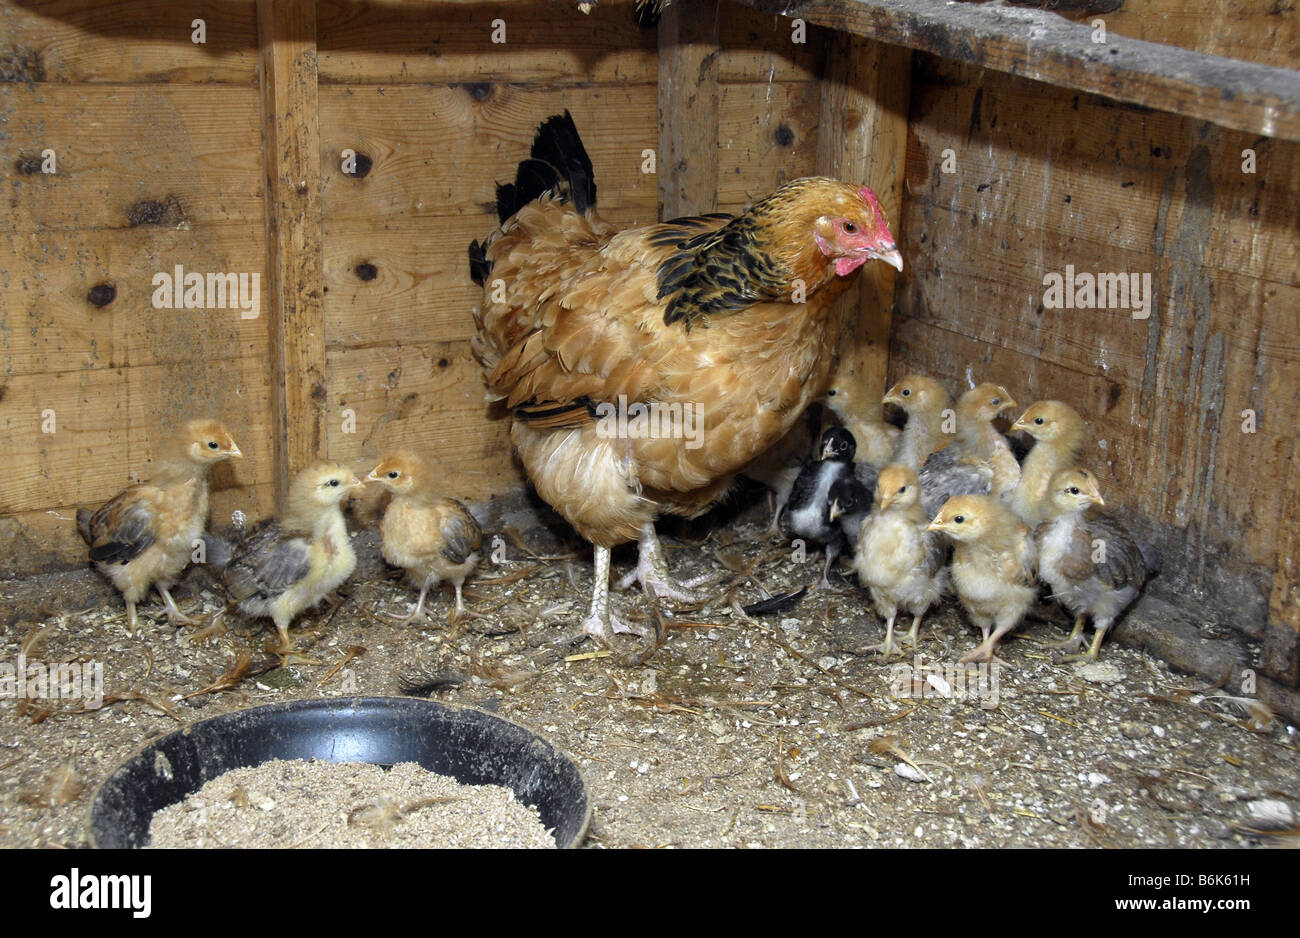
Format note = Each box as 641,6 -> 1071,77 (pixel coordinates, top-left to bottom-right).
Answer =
735,0 -> 1300,142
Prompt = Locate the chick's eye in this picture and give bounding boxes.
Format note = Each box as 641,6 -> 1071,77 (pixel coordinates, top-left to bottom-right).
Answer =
207,441 -> 219,450
328,479 -> 340,487
991,398 -> 1001,406
842,221 -> 857,234
1034,417 -> 1044,425
827,389 -> 837,396
1068,486 -> 1080,495
899,485 -> 907,493
387,471 -> 399,479
901,388 -> 911,397
954,515 -> 965,524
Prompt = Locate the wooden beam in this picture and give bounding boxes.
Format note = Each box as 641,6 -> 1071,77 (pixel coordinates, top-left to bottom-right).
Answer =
658,0 -> 721,219
735,0 -> 1300,143
1268,430 -> 1300,685
818,34 -> 911,411
258,0 -> 326,508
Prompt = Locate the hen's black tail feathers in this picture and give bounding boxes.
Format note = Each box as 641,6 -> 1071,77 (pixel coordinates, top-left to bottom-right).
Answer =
469,110 -> 596,286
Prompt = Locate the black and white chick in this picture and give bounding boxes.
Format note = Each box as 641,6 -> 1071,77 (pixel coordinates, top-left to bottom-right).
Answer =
785,427 -> 876,588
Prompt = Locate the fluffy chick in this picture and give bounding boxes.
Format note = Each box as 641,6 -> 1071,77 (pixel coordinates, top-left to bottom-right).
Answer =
786,427 -> 876,587
917,383 -> 1019,517
367,453 -> 484,625
855,465 -> 947,656
883,374 -> 952,470
824,375 -> 901,469
1035,468 -> 1156,660
1009,401 -> 1088,525
221,460 -> 362,663
741,417 -> 815,536
826,474 -> 873,558
77,418 -> 242,632
929,494 -> 1036,664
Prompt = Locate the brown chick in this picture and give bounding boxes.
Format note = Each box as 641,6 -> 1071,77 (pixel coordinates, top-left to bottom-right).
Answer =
221,460 -> 362,664
855,465 -> 947,657
1035,468 -> 1156,660
470,112 -> 902,642
824,373 -> 901,469
76,418 -> 242,632
883,374 -> 953,471
367,453 -> 484,625
1008,401 -> 1088,525
928,494 -> 1037,664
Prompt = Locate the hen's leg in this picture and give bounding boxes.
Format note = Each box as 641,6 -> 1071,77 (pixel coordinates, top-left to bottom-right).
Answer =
581,545 -> 645,642
617,524 -> 708,603
158,586 -> 200,627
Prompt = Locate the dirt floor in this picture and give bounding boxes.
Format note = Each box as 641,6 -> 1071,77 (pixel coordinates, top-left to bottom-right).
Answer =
1,494 -> 1297,849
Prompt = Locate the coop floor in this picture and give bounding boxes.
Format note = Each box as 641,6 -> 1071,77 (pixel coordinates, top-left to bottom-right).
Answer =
1,500 -> 1296,849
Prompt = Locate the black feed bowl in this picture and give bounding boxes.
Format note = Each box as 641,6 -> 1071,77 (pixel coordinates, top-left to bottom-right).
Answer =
90,697 -> 590,848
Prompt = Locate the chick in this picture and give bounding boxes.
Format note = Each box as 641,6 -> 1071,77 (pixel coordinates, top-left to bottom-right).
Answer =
824,376 -> 900,469
928,494 -> 1036,664
855,465 -> 947,656
917,383 -> 1019,517
367,453 -> 484,625
76,418 -> 242,632
883,374 -> 952,471
221,460 -> 363,663
741,418 -> 815,536
826,474 -> 873,559
1035,468 -> 1156,660
785,427 -> 876,588
1008,401 -> 1088,525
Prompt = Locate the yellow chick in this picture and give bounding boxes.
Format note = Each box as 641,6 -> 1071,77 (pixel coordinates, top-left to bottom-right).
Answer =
76,418 -> 242,631
221,460 -> 362,663
367,453 -> 483,625
1035,468 -> 1156,660
883,374 -> 953,470
824,375 -> 901,469
928,494 -> 1037,664
1008,401 -> 1088,525
855,465 -> 947,657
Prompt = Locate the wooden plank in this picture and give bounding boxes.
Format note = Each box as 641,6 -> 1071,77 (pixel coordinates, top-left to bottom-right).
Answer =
716,0 -> 828,82
734,0 -> 1300,143
0,224 -> 267,377
658,0 -> 722,218
315,0 -> 657,85
318,83 -> 659,223
716,81 -> 820,211
324,342 -> 522,502
817,33 -> 911,414
0,0 -> 257,83
0,85 -> 263,233
258,0 -> 325,509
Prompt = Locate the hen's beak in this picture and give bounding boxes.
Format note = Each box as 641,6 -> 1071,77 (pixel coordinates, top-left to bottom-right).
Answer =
874,245 -> 904,272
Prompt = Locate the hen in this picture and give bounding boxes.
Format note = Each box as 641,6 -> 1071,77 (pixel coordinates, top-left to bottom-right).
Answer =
367,453 -> 483,626
220,460 -> 363,663
76,418 -> 242,632
1008,401 -> 1088,525
855,465 -> 947,657
469,112 -> 901,641
1035,468 -> 1156,660
929,494 -> 1037,664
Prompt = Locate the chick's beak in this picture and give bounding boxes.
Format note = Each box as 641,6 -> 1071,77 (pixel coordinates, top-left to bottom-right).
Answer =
926,517 -> 944,532
228,444 -> 244,459
828,500 -> 842,523
349,475 -> 365,489
1000,398 -> 1019,414
821,440 -> 836,460
365,467 -> 382,483
1011,416 -> 1030,432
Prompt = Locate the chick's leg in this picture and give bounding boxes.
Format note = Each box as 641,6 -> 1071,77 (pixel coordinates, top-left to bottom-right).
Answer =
1047,613 -> 1088,651
382,584 -> 431,625
904,612 -> 926,648
580,545 -> 645,643
270,613 -> 321,666
816,538 -> 847,592
158,586 -> 201,627
961,621 -> 1015,666
617,524 -> 708,603
1064,619 -> 1110,663
867,613 -> 899,657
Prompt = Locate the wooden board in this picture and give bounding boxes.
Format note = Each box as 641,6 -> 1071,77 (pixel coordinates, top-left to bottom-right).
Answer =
0,85 -> 263,232
0,0 -> 258,83
658,0 -> 722,219
716,80 -> 819,212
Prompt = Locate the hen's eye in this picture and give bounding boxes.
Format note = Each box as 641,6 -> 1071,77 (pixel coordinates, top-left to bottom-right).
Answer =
387,471 -> 399,479
207,441 -> 219,450
954,515 -> 965,524
1034,417 -> 1044,425
843,221 -> 857,234
328,479 -> 340,487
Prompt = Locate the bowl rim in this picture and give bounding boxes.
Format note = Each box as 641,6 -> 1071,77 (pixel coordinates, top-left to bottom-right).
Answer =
88,695 -> 592,849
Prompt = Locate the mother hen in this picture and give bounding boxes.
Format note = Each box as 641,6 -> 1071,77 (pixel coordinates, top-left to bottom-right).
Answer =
469,112 -> 901,641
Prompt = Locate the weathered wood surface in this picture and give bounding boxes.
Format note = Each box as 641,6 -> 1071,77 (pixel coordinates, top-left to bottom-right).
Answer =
734,0 -> 1300,142
658,0 -> 722,219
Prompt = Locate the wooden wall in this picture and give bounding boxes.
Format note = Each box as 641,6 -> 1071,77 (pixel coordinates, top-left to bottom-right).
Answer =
889,12 -> 1300,680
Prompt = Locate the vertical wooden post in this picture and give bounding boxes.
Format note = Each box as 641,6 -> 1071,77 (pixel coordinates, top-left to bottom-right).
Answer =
258,0 -> 325,509
817,34 -> 912,414
658,0 -> 720,220
1267,433 -> 1300,686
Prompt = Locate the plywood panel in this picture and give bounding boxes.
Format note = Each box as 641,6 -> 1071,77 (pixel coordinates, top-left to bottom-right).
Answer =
0,85 -> 264,232
0,0 -> 258,83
